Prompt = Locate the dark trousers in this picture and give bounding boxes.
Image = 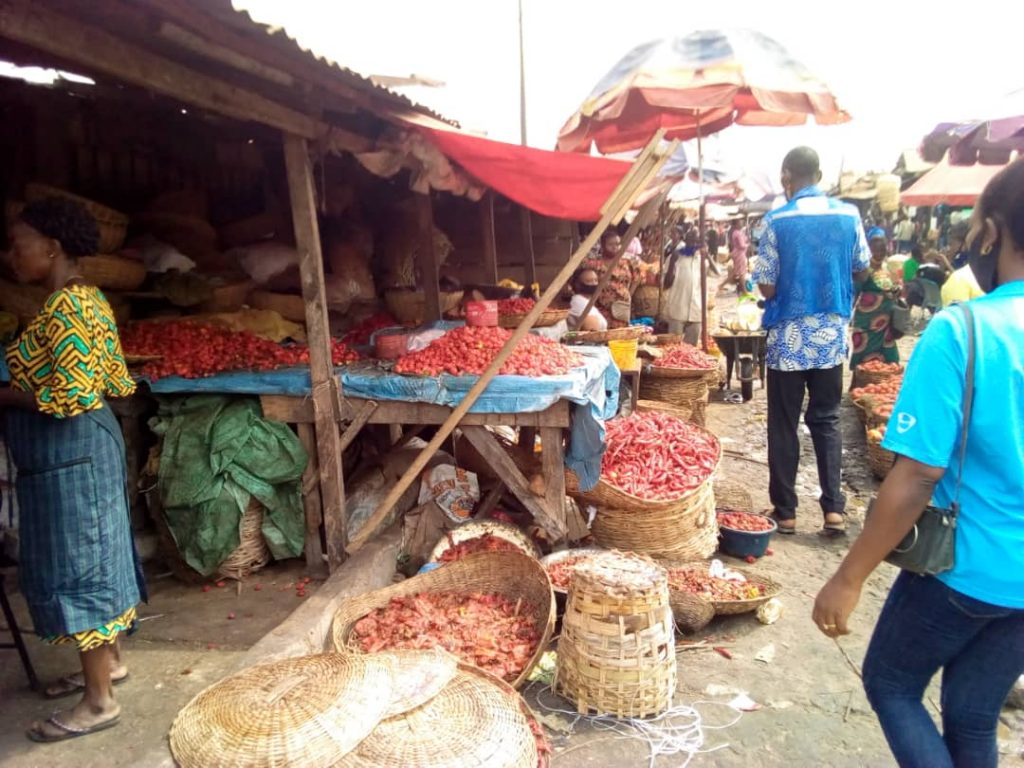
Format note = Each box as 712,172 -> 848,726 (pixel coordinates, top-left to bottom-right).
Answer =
766,365 -> 845,520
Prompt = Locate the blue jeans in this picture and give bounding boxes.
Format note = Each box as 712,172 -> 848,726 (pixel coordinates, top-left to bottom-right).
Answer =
863,571 -> 1024,768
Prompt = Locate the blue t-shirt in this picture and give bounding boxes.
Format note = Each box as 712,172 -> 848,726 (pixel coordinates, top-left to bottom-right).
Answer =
881,280 -> 1024,608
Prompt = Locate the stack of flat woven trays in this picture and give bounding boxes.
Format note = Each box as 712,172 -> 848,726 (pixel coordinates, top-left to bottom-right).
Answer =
498,308 -> 569,328
563,325 -> 651,345
555,551 -> 675,718
566,412 -> 721,562
170,648 -> 550,768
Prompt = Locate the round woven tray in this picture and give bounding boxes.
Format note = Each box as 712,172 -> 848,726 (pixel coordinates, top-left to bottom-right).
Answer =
331,551 -> 555,689
564,326 -> 651,344
631,285 -> 660,317
337,662 -> 538,768
79,255 -> 146,291
646,363 -> 714,379
635,398 -> 692,422
428,520 -> 541,564
169,653 -> 395,768
867,434 -> 896,480
664,563 -> 782,616
374,648 -> 460,719
498,308 -> 569,328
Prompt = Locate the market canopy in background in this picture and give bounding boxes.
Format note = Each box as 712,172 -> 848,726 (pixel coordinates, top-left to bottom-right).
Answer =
900,155 -> 1005,207
920,87 -> 1024,166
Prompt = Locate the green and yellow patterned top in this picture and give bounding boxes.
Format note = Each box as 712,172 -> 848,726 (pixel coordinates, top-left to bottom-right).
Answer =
6,285 -> 135,417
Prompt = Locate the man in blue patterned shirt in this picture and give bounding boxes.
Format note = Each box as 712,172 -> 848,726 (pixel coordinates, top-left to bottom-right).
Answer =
753,147 -> 871,536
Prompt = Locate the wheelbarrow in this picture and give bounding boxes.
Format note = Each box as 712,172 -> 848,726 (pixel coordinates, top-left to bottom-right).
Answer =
711,331 -> 767,402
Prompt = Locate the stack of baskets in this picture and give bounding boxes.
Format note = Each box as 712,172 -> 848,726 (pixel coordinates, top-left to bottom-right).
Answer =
218,500 -> 271,580
25,183 -> 128,253
498,308 -> 569,328
631,285 -> 660,317
555,553 -> 675,718
866,431 -> 896,480
639,367 -> 710,426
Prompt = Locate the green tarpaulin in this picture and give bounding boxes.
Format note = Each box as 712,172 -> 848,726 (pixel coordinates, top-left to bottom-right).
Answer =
153,395 -> 308,576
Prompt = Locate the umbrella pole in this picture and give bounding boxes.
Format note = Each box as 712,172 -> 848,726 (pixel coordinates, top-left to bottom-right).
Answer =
697,116 -> 709,351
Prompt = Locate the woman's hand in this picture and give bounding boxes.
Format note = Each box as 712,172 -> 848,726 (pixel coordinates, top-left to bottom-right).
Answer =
813,573 -> 862,638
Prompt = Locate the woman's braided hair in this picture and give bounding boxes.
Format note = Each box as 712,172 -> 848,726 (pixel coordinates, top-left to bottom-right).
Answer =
19,196 -> 100,257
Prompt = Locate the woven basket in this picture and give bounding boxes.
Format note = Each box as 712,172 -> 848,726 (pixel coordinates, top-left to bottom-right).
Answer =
555,553 -> 675,718
867,434 -> 896,480
540,547 -> 610,595
79,255 -> 146,291
635,399 -> 692,421
385,288 -> 464,325
199,279 -> 253,313
852,398 -> 871,426
652,333 -> 684,346
632,285 -> 660,317
590,482 -> 719,562
251,290 -> 306,323
498,308 -> 569,329
564,326 -> 651,344
331,551 -> 555,689
665,563 -> 782,616
169,653 -> 395,768
713,479 -> 754,514
374,649 -> 459,718
853,365 -> 905,387
666,586 -> 715,634
428,520 -> 541,564
25,183 -> 128,253
218,501 -> 271,580
0,277 -> 48,322
646,364 -> 714,380
338,661 -> 538,768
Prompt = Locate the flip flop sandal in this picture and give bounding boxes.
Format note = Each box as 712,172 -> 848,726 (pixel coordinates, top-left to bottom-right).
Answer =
26,713 -> 121,743
767,510 -> 797,535
819,520 -> 848,538
44,672 -> 130,700
724,393 -> 744,404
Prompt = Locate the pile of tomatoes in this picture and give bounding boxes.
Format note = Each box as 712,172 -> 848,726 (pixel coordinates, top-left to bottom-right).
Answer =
857,359 -> 904,374
122,321 -> 359,380
653,343 -> 717,370
717,511 -> 775,533
602,411 -> 719,500
497,297 -> 536,315
341,312 -> 399,346
393,326 -> 582,377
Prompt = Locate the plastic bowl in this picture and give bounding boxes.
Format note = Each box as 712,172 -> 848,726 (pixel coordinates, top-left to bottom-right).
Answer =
717,514 -> 777,559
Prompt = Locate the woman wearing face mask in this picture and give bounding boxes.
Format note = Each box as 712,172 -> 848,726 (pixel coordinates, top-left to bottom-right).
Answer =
850,227 -> 902,369
813,158 -> 1024,768
2,197 -> 145,742
567,267 -> 608,331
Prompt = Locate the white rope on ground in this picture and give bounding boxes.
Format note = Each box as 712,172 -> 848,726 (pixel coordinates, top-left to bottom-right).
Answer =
532,684 -> 743,768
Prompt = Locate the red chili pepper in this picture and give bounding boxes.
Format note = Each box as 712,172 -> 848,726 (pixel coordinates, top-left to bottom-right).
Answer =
714,647 -> 733,660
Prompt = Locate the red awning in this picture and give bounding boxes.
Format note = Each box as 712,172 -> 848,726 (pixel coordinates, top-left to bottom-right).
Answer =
393,112 -> 632,221
901,156 -> 1005,207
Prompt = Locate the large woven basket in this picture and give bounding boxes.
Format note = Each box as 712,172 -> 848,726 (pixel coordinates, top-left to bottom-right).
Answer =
79,254 -> 146,291
218,500 -> 271,580
0,277 -> 48,322
498,308 -> 569,329
564,326 -> 651,344
428,520 -> 541,564
199,278 -> 253,313
555,553 -> 675,718
25,183 -> 128,253
664,563 -> 782,617
640,373 -> 709,406
632,285 -> 660,317
635,399 -> 692,421
331,551 -> 555,689
385,288 -> 464,325
853,365 -> 905,387
867,433 -> 896,480
169,653 -> 396,768
590,481 -> 719,561
337,661 -> 538,768
251,290 -> 306,323
646,364 -> 714,380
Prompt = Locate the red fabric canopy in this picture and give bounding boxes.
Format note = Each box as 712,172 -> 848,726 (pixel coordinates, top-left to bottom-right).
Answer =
400,117 -> 631,222
901,156 -> 1004,207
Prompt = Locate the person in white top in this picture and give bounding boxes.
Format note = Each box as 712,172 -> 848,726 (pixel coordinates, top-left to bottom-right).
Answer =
567,267 -> 608,331
661,230 -> 705,345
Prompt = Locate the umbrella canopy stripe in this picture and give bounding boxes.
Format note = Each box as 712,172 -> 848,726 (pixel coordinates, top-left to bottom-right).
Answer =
900,155 -> 1005,207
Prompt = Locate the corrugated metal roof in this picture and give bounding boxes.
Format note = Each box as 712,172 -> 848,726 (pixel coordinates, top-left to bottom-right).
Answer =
222,0 -> 457,126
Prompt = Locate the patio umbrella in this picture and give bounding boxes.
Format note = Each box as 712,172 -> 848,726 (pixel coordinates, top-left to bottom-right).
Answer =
557,28 -> 848,348
901,155 -> 1005,207
920,87 -> 1024,166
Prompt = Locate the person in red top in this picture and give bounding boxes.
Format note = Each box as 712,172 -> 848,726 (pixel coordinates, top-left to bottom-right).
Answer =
728,219 -> 750,291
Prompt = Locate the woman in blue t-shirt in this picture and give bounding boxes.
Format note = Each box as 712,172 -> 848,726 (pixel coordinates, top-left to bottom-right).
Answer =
814,158 -> 1024,768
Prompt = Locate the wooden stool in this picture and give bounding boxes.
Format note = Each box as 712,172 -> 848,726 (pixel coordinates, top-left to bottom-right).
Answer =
0,572 -> 39,690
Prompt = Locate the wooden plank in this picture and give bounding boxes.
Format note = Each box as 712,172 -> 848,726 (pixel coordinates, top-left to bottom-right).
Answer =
338,400 -> 378,453
480,192 -> 499,283
416,192 -> 441,322
259,395 -> 570,428
520,207 -> 537,290
460,427 -> 564,539
0,0 -> 370,154
283,134 -> 347,571
296,423 -> 327,578
474,481 -> 506,520
540,427 -> 567,542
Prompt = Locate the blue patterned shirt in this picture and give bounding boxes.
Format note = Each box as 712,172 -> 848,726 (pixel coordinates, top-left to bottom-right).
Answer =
753,188 -> 871,371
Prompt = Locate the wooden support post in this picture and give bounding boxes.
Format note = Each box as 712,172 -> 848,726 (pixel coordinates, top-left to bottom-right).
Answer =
416,192 -> 441,322
475,482 -> 506,520
346,134 -> 675,554
283,133 -> 347,571
296,423 -> 327,577
339,400 -> 378,453
481,192 -> 499,284
520,207 -> 537,290
540,427 -> 567,538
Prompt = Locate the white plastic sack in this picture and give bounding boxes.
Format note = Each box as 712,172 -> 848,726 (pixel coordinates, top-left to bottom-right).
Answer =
231,242 -> 299,285
139,239 -> 196,274
418,465 -> 480,524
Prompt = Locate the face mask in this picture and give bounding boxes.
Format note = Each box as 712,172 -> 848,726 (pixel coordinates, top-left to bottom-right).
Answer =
967,233 -> 1000,293
577,284 -> 598,296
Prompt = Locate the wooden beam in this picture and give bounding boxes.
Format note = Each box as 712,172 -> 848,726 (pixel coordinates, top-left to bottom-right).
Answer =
0,0 -> 370,154
346,134 -> 674,554
520,207 -> 537,290
338,400 -> 378,453
540,427 -> 567,539
460,426 -> 564,539
295,423 -> 327,578
416,192 -> 441,322
283,133 -> 347,571
480,192 -> 499,284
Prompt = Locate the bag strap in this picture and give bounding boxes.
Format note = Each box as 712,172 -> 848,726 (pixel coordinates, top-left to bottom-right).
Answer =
951,304 -> 976,510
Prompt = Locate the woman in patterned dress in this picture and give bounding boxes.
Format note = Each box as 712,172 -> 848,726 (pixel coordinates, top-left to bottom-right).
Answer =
850,228 -> 901,369
2,197 -> 145,742
583,229 -> 642,328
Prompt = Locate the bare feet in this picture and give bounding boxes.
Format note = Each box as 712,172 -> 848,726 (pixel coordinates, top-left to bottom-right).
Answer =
27,699 -> 121,742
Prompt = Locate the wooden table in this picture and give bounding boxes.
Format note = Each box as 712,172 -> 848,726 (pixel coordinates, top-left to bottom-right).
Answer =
260,395 -> 574,570
619,363 -> 642,412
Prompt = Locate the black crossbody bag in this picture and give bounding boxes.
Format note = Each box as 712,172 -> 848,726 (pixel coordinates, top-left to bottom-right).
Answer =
869,304 -> 975,576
